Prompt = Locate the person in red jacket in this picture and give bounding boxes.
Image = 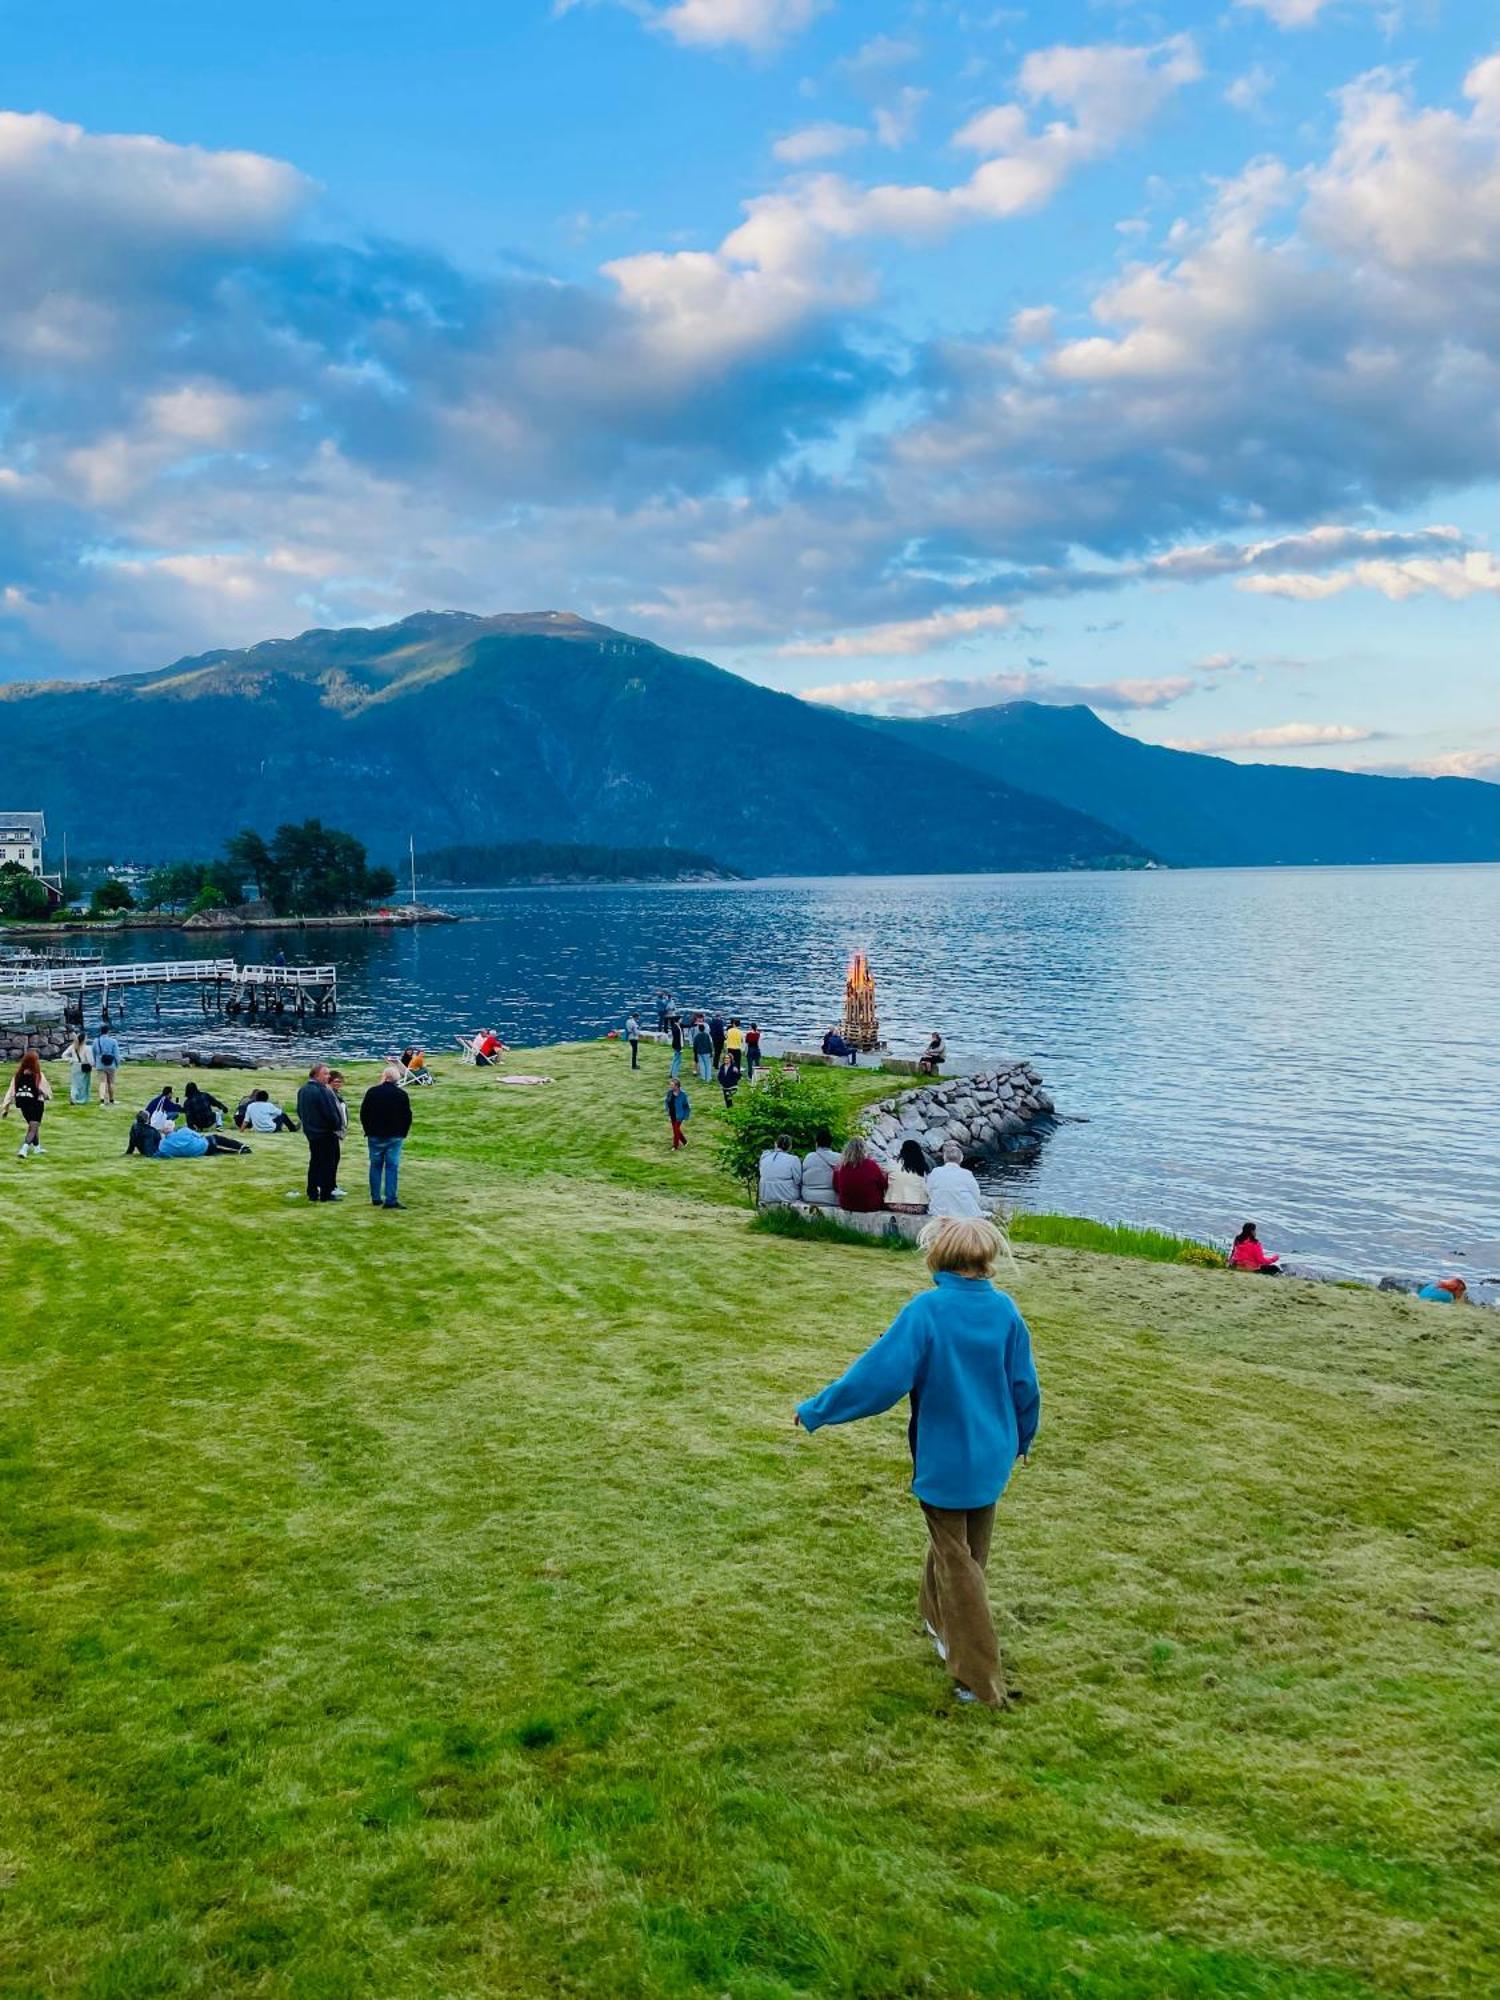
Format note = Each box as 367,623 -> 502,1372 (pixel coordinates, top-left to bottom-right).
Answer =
1228,1222 -> 1281,1274
833,1136 -> 888,1212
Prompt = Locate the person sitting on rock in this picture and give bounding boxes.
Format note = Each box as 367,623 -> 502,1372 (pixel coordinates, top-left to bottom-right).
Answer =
1416,1277 -> 1468,1304
1228,1223 -> 1281,1274
758,1134 -> 803,1206
801,1127 -> 842,1208
916,1031 -> 947,1075
833,1137 -> 888,1212
821,1027 -> 854,1064
884,1138 -> 932,1214
926,1141 -> 985,1219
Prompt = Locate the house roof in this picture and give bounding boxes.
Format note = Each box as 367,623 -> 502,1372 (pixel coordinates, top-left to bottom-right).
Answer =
0,813 -> 45,841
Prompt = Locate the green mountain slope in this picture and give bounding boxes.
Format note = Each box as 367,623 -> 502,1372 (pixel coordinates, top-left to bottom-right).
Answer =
877,702 -> 1500,867
0,614 -> 1146,873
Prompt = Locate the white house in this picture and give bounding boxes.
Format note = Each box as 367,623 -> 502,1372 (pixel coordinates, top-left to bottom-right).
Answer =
0,812 -> 63,901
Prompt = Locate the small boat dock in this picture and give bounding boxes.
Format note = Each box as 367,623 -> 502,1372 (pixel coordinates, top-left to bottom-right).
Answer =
0,957 -> 339,1022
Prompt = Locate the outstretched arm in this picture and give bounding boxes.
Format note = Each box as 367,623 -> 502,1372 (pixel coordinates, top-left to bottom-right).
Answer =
796,1304 -> 927,1433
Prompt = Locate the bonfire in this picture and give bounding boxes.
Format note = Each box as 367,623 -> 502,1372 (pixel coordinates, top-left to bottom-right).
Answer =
841,951 -> 882,1052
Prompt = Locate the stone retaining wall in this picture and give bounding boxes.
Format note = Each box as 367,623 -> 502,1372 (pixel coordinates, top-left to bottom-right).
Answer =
861,1061 -> 1055,1166
0,998 -> 69,1064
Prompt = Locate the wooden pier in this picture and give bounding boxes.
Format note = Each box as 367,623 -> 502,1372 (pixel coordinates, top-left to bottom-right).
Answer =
0,957 -> 338,1023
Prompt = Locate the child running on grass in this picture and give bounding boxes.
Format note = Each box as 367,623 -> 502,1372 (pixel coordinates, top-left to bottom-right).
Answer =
794,1216 -> 1040,1708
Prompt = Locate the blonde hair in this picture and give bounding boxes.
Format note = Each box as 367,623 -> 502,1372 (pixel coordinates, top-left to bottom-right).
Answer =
921,1215 -> 1007,1279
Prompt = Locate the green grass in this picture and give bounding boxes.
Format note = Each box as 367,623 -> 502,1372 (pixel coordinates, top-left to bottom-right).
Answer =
2,1043 -> 1497,1998
1009,1210 -> 1227,1265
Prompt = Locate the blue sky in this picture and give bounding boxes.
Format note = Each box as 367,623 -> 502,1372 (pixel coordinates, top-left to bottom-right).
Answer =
1,0 -> 1496,779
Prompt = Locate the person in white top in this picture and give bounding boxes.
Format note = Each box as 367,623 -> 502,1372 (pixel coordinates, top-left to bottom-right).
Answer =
63,1030 -> 94,1104
883,1138 -> 931,1212
925,1141 -> 985,1219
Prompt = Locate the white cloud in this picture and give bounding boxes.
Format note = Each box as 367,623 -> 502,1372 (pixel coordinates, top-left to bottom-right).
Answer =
873,87 -> 928,149
779,604 -> 1016,657
638,0 -> 826,52
1170,722 -> 1378,750
1225,64 -> 1275,113
1237,550 -> 1500,601
1404,749 -> 1500,782
802,669 -> 1198,716
773,121 -> 865,164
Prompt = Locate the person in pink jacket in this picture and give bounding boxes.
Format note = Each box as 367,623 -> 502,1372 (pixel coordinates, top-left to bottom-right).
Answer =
1228,1222 -> 1281,1274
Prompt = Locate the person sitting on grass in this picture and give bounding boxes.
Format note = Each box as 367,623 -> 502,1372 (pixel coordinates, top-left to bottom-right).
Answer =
125,1108 -> 162,1157
237,1088 -> 298,1134
832,1136 -> 888,1212
926,1141 -> 985,1220
146,1084 -> 184,1133
794,1215 -> 1041,1709
801,1127 -> 842,1208
758,1133 -> 803,1205
183,1081 -> 228,1131
665,1078 -> 691,1150
1417,1277 -> 1468,1304
154,1126 -> 250,1159
1228,1222 -> 1281,1274
885,1139 -> 931,1214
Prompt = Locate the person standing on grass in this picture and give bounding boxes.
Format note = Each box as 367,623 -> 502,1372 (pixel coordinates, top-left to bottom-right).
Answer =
2,1050 -> 53,1157
710,1012 -> 726,1067
794,1216 -> 1040,1709
64,1030 -> 94,1105
692,1016 -> 714,1083
717,1049 -> 741,1109
360,1064 -> 413,1209
93,1026 -> 121,1105
668,1013 -> 684,1080
665,1078 -> 691,1150
744,1021 -> 761,1080
296,1063 -> 345,1203
626,1013 -> 641,1070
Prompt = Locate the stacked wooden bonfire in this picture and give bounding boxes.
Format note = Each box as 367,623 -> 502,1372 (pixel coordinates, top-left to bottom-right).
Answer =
841,951 -> 882,1052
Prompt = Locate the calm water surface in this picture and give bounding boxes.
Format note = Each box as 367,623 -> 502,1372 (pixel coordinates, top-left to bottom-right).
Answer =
77,867 -> 1499,1289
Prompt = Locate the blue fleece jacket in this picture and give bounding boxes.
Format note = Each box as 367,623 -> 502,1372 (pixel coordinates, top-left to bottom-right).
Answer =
797,1272 -> 1041,1509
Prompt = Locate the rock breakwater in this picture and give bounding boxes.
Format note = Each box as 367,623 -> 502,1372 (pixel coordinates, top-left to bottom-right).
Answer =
861,1062 -> 1055,1165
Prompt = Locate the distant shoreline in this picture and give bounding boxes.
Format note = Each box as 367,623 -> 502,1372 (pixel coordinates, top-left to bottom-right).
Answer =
2,904 -> 459,940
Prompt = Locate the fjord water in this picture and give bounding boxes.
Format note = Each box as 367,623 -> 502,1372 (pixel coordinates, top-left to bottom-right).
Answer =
103,865 -> 1497,1288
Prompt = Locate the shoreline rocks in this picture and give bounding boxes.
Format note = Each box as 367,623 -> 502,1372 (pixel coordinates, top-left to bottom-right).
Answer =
860,1062 -> 1055,1166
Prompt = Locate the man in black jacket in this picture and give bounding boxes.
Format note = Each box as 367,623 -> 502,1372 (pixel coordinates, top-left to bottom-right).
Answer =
296,1063 -> 344,1203
359,1064 -> 414,1209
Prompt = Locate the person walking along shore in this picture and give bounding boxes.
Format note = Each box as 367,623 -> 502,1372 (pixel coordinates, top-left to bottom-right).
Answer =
794,1217 -> 1040,1708
296,1064 -> 344,1203
665,1079 -> 691,1149
360,1064 -> 413,1208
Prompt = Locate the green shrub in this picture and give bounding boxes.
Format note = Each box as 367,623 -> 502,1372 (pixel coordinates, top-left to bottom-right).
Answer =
714,1067 -> 849,1197
749,1207 -> 918,1253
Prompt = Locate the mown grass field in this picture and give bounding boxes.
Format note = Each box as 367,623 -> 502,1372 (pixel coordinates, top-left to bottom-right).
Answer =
2,1043 -> 1497,1998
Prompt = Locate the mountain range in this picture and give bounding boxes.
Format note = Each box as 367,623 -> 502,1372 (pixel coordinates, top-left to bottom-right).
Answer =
2,610 -> 1495,872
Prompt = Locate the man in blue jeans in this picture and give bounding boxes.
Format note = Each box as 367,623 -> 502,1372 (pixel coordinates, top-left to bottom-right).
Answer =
358,1063 -> 413,1208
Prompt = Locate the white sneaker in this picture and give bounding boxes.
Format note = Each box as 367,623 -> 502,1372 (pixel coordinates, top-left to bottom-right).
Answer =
329,1187 -> 347,1200
31,1145 -> 43,1155
954,1686 -> 980,1705
17,1144 -> 28,1159
924,1619 -> 948,1662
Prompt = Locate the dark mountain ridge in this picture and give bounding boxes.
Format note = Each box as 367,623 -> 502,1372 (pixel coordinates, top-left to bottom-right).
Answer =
875,703 -> 1500,868
0,613 -> 1145,873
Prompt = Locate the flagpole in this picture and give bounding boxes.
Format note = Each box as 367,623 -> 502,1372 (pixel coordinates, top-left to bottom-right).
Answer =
409,835 -> 417,906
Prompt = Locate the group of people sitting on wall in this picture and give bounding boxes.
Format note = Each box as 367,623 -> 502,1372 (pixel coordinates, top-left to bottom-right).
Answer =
759,1132 -> 987,1219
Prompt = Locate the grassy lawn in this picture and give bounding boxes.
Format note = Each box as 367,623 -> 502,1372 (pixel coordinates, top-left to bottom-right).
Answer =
2,1043 -> 1497,1998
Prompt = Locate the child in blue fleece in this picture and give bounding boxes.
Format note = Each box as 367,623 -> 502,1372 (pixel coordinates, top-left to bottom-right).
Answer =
795,1216 -> 1040,1707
